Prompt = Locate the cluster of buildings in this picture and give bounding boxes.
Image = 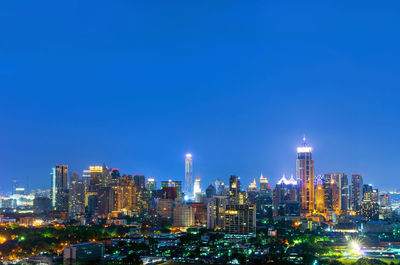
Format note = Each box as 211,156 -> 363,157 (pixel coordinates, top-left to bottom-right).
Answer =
2,137 -> 393,236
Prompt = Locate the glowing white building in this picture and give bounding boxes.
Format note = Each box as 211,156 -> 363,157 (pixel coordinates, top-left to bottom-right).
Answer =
184,153 -> 193,196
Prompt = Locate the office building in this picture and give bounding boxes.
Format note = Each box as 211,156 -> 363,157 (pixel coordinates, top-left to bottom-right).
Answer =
351,174 -> 363,211
185,153 -> 193,196
157,199 -> 174,220
272,175 -> 299,216
205,184 -> 216,199
134,174 -> 145,189
229,175 -> 241,202
146,178 -> 157,191
173,202 -> 194,227
224,204 -> 256,236
296,137 -> 314,214
88,165 -> 109,192
68,172 -> 85,219
161,180 -> 182,196
51,165 -> 69,212
33,196 -> 51,215
207,196 -> 227,230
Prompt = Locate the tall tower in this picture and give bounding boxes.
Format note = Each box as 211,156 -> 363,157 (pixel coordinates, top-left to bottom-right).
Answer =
351,174 -> 363,211
50,168 -> 57,208
185,153 -> 193,196
55,165 -> 69,212
296,136 -> 314,214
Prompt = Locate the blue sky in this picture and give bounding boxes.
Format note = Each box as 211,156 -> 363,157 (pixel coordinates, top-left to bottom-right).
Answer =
0,1 -> 400,191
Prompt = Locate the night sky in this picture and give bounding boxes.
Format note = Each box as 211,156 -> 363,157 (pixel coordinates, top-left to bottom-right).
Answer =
1,1 -> 400,192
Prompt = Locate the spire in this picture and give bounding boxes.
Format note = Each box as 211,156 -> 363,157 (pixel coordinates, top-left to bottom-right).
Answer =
260,173 -> 268,183
303,135 -> 307,146
277,174 -> 288,185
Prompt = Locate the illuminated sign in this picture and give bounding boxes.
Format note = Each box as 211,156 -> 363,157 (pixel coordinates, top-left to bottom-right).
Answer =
297,147 -> 312,153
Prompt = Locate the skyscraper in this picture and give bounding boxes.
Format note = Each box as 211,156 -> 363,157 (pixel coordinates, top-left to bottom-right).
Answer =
146,178 -> 157,191
296,137 -> 314,214
259,173 -> 270,195
224,204 -> 256,235
322,173 -> 348,215
89,166 -> 104,192
207,196 -> 228,230
69,172 -> 86,219
351,174 -> 363,211
185,153 -> 193,196
55,165 -> 69,212
134,174 -> 145,189
50,168 -> 57,208
229,175 -> 241,198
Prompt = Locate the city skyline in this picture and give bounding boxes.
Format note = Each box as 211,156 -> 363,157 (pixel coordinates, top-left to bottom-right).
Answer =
2,1 -> 400,191
2,137 -> 385,194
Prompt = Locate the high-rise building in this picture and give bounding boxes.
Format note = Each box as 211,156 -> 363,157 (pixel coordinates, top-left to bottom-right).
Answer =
136,188 -> 150,215
248,179 -> 257,192
50,168 -> 57,208
351,174 -> 363,211
296,136 -> 314,215
259,173 -> 270,195
314,179 -> 325,213
205,184 -> 216,199
380,193 -> 390,207
69,172 -> 86,219
146,178 -> 157,191
224,204 -> 256,236
52,165 -> 69,212
33,197 -> 51,215
119,174 -> 136,214
272,175 -> 299,216
173,202 -> 194,227
340,174 -> 349,213
207,196 -> 227,230
157,199 -> 174,220
229,175 -> 241,202
185,153 -> 193,196
89,166 -> 104,192
161,180 -> 182,196
360,200 -> 379,221
257,174 -> 272,218
363,184 -> 378,202
316,173 -> 348,216
214,179 -> 224,194
134,175 -> 145,189
193,178 -> 201,201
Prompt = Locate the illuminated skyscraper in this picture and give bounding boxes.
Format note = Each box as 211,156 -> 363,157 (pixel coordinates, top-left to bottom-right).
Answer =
229,175 -> 241,198
259,173 -> 270,195
69,172 -> 86,219
258,173 -> 272,218
224,204 -> 256,235
272,175 -> 298,216
351,174 -> 363,211
185,153 -> 193,196
55,165 -> 69,212
296,136 -> 314,214
146,178 -> 157,191
89,166 -> 102,192
207,196 -> 228,230
50,168 -> 57,208
248,179 -> 257,192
